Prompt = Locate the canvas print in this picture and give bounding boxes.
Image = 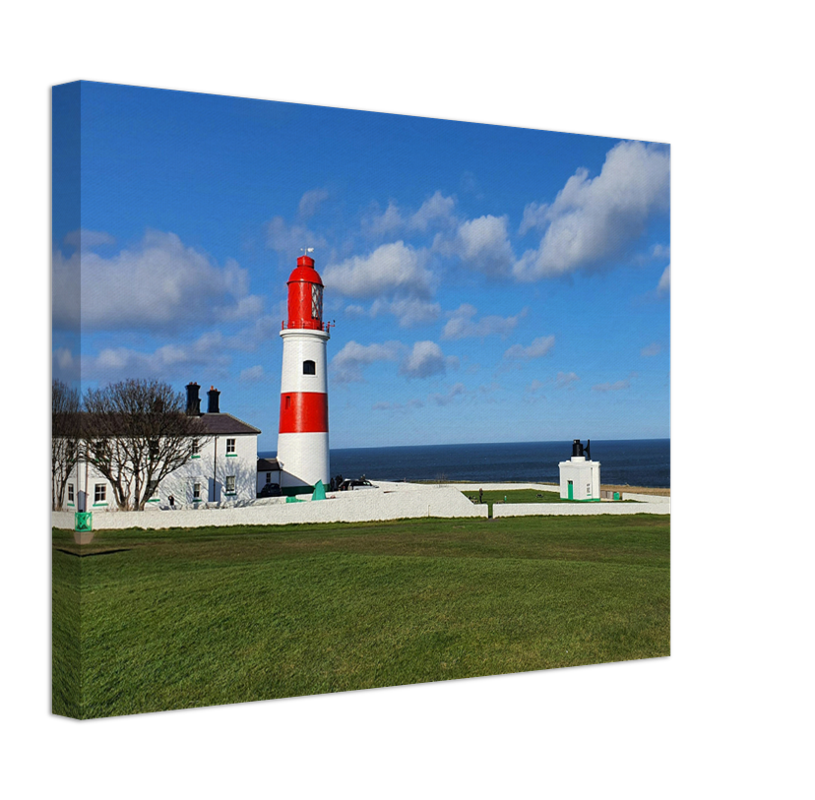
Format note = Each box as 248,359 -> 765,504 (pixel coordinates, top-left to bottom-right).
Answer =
51,81 -> 670,719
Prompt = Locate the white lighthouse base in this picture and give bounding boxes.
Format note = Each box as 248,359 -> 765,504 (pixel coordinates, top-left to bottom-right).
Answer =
559,457 -> 601,501
277,432 -> 330,495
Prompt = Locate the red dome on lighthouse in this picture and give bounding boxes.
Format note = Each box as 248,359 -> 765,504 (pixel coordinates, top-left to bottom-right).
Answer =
286,254 -> 324,330
287,255 -> 324,286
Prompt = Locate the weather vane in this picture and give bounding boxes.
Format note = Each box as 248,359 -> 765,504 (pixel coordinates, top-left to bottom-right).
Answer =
301,247 -> 314,255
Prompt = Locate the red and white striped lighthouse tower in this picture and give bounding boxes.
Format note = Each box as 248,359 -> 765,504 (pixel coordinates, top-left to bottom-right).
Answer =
277,251 -> 331,494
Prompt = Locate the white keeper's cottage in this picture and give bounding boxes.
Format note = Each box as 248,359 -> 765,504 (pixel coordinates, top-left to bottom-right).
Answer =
63,382 -> 262,512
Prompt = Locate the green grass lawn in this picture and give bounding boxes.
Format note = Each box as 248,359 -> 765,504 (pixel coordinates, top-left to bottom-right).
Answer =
463,488 -> 572,514
52,514 -> 670,719
462,488 -> 638,516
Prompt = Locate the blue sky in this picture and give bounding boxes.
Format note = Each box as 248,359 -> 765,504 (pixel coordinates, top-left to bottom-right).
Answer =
52,81 -> 670,450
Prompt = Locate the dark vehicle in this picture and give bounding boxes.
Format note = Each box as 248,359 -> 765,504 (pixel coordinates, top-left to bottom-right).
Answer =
258,482 -> 282,498
338,478 -> 378,491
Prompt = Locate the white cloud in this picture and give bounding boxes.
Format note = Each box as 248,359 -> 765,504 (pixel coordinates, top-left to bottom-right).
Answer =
555,371 -> 580,389
55,347 -> 75,372
514,141 -> 670,280
266,215 -> 326,258
322,241 -> 434,300
523,379 -> 546,403
239,365 -> 265,382
298,188 -> 329,219
504,335 -> 556,360
652,243 -> 670,259
442,303 -> 527,340
63,229 -> 116,250
526,379 -> 545,394
370,297 -> 441,328
362,192 -> 457,238
592,379 -> 631,392
455,215 -> 515,276
48,256 -> 80,331
409,191 -> 457,232
518,202 -> 549,236
372,398 -> 424,412
83,330 -> 232,382
330,340 -> 403,383
362,201 -> 404,237
326,242 -> 442,328
429,382 -> 467,406
657,265 -> 671,295
52,347 -> 80,382
399,340 -> 456,379
52,230 -> 264,333
232,313 -> 285,349
641,342 -> 662,357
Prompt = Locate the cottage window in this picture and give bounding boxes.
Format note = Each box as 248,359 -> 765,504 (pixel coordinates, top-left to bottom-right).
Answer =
265,472 -> 272,484
68,484 -> 74,503
226,438 -> 236,455
191,440 -> 200,458
225,475 -> 236,494
193,481 -> 202,501
94,484 -> 106,503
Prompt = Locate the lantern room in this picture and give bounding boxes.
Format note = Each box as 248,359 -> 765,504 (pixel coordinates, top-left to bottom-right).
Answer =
286,255 -> 324,331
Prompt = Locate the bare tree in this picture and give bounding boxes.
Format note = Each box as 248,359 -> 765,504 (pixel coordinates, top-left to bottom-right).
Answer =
52,379 -> 82,510
83,379 -> 210,511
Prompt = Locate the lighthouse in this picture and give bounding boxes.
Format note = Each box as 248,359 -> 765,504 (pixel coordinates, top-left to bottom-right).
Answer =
276,251 -> 331,495
559,439 -> 601,501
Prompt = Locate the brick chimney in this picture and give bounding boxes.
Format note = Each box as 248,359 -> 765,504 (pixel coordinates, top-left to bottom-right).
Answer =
207,385 -> 221,414
186,382 -> 201,415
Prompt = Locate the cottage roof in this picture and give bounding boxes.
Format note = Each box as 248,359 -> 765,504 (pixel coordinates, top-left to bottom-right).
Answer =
257,457 -> 280,471
197,413 -> 261,436
61,410 -> 260,438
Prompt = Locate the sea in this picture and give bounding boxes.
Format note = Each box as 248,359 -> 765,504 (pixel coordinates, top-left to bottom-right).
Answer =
259,438 -> 670,488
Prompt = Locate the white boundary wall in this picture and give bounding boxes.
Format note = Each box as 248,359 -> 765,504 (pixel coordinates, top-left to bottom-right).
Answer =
51,480 -> 670,530
621,492 -> 670,504
493,502 -> 669,517
51,483 -> 487,530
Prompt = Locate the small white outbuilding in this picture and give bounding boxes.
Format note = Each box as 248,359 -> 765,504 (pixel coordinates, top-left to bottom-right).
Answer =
559,439 -> 601,501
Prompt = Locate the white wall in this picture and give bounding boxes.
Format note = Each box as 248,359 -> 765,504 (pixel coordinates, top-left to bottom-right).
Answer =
163,431 -> 258,506
51,480 -> 673,530
493,502 -> 670,518
559,459 -> 601,500
622,492 -> 670,504
59,432 -> 259,511
63,460 -> 118,512
51,484 -> 487,530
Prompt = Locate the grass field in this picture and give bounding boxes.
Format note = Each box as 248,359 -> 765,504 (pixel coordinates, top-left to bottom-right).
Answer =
52,514 -> 670,719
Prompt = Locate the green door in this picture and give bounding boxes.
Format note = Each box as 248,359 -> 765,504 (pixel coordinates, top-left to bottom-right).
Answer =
567,480 -> 573,500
